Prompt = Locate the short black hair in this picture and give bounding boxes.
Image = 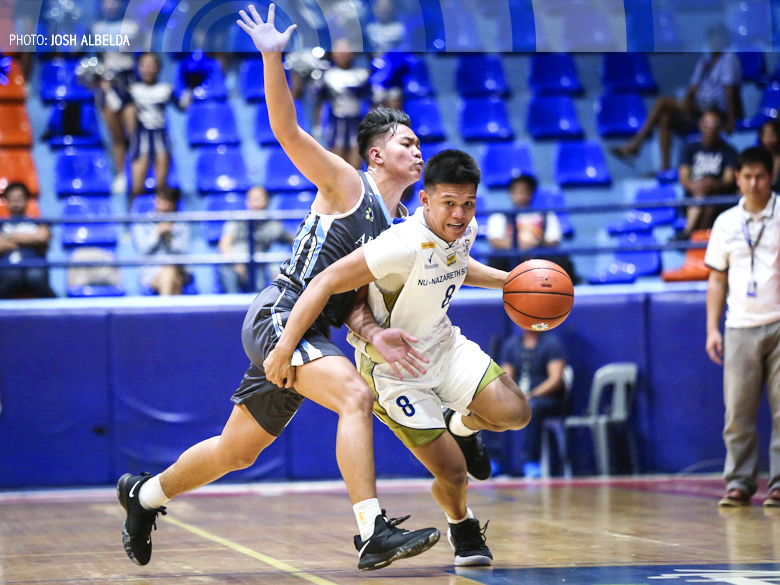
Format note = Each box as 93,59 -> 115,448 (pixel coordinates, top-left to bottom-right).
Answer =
736,146 -> 774,175
701,108 -> 723,124
508,174 -> 538,194
2,182 -> 31,200
422,149 -> 481,190
156,186 -> 180,203
357,106 -> 412,164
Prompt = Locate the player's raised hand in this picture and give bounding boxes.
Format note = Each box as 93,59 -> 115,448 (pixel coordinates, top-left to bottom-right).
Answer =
237,4 -> 297,54
372,328 -> 429,380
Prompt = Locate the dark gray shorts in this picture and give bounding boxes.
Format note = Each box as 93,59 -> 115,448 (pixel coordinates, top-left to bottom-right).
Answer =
231,278 -> 344,436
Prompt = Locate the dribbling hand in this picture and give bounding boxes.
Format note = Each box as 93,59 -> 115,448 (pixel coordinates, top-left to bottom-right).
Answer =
237,4 -> 297,54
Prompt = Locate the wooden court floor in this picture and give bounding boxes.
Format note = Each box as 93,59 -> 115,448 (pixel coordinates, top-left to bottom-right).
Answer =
3,476 -> 780,585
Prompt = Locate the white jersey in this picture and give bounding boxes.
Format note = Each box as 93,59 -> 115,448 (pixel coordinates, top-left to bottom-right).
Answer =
351,207 -> 478,356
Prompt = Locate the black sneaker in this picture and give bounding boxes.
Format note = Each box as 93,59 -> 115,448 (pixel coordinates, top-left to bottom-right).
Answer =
117,472 -> 167,566
444,408 -> 492,481
353,511 -> 440,571
447,518 -> 492,566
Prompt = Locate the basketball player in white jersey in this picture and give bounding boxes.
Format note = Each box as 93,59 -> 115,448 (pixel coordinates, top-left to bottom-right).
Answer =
264,149 -> 533,566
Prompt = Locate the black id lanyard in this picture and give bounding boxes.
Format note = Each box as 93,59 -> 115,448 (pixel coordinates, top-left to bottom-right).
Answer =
741,197 -> 776,297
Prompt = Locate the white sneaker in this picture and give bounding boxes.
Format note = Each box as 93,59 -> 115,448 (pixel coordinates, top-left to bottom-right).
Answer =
112,173 -> 127,194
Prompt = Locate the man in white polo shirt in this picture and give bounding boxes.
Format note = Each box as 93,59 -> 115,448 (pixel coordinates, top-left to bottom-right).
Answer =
705,146 -> 780,507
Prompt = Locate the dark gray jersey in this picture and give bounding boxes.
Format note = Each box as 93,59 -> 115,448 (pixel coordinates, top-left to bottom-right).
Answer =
280,171 -> 402,328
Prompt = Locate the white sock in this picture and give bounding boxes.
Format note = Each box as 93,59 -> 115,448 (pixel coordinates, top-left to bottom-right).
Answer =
446,508 -> 475,525
138,475 -> 171,511
448,411 -> 477,437
353,498 -> 382,541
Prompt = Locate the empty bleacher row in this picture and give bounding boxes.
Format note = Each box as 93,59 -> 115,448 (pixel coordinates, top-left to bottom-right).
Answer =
9,49 -> 779,295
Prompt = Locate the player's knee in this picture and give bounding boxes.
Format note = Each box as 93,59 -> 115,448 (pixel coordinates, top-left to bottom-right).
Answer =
339,378 -> 374,416
224,447 -> 259,471
434,457 -> 468,488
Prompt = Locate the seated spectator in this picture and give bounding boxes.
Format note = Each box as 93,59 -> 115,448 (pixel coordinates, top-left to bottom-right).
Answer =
758,119 -> 780,191
487,175 -> 562,252
0,182 -> 56,299
677,109 -> 737,239
500,328 -> 567,479
108,53 -> 191,205
217,186 -> 293,293
132,187 -> 191,296
313,38 -> 371,170
611,23 -> 741,171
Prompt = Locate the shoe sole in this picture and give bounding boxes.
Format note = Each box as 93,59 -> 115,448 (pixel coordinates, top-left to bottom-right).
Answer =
764,499 -> 780,507
718,497 -> 750,507
116,473 -> 148,566
467,472 -> 491,482
359,529 -> 441,571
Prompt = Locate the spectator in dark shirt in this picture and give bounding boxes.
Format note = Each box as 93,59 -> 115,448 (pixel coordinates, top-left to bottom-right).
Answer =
0,183 -> 56,299
500,329 -> 567,478
759,119 -> 780,192
677,109 -> 738,239
611,23 -> 741,171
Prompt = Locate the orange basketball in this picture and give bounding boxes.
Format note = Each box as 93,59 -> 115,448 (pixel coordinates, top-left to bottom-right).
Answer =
503,259 -> 574,331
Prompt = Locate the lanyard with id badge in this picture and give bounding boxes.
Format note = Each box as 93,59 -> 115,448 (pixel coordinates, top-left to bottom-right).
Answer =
742,197 -> 776,297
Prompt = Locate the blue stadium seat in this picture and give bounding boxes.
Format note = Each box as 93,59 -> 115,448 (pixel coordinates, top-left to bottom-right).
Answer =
481,143 -> 534,189
40,59 -> 93,102
737,51 -> 766,84
55,148 -> 112,197
404,98 -> 446,143
61,197 -> 118,248
203,193 -> 246,245
265,146 -> 316,193
174,57 -> 227,102
187,101 -> 240,147
255,100 -> 309,146
239,58 -> 265,101
729,0 -> 773,46
588,233 -> 661,284
405,55 -> 434,98
46,102 -> 102,149
596,94 -> 647,138
528,53 -> 582,95
196,146 -> 251,194
532,188 -> 574,239
456,55 -> 509,97
607,185 -> 677,235
460,97 -> 514,142
737,84 -> 780,130
554,141 -> 611,187
602,53 -> 657,94
527,96 -> 583,140
274,191 -> 316,235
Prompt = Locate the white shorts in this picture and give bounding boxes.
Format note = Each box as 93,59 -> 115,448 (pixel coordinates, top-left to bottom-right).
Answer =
357,328 -> 503,448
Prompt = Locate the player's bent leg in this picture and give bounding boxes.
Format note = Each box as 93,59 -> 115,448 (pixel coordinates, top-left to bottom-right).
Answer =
410,435 -> 492,566
118,405 -> 276,566
295,356 -> 441,570
467,373 -> 532,432
293,355 -> 377,504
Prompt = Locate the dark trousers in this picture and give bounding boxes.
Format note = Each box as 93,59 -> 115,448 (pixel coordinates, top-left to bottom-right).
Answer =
0,267 -> 57,299
520,395 -> 563,463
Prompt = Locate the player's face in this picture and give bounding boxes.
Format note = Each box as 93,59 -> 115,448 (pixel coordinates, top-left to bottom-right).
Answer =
379,125 -> 423,183
421,183 -> 477,241
736,162 -> 772,201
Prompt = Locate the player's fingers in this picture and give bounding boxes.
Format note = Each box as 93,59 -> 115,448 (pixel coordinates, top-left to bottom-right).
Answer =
237,20 -> 252,34
283,24 -> 297,40
248,4 -> 263,25
266,3 -> 275,25
389,361 -> 404,380
286,366 -> 296,388
407,347 -> 429,364
400,358 -> 419,378
400,331 -> 419,344
238,10 -> 254,27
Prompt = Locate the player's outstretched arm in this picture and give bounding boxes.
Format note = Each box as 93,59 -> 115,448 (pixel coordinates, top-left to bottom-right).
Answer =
463,257 -> 508,289
238,4 -> 361,211
263,249 -> 377,387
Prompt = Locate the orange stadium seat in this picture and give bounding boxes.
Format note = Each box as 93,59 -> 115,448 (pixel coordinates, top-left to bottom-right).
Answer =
661,230 -> 711,282
0,59 -> 27,101
0,196 -> 40,218
0,149 -> 39,196
0,104 -> 32,147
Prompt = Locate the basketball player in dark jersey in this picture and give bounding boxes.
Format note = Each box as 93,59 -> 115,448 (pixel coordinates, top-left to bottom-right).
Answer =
116,3 -> 439,573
